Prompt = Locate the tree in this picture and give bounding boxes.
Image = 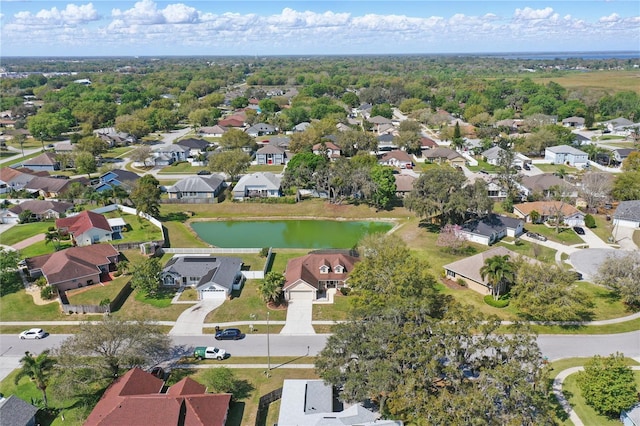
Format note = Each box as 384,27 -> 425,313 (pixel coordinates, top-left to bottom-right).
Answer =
129,145 -> 153,167
219,128 -> 255,151
436,224 -> 467,254
404,167 -> 468,225
578,353 -> 638,418
341,92 -> 359,108
130,174 -> 161,218
580,172 -> 612,209
622,151 -> 640,172
595,251 -> 640,308
53,317 -> 171,400
199,367 -> 253,399
369,165 -> 396,210
259,271 -> 285,304
0,249 -> 20,295
75,151 -> 97,178
451,121 -> 464,150
511,263 -> 592,321
76,136 -> 108,157
612,171 -> 640,201
15,350 -> 56,408
130,257 -> 162,297
208,150 -> 251,181
370,103 -> 393,119
394,131 -> 422,155
480,255 -> 515,300
44,229 -> 62,251
14,133 -> 26,158
18,209 -> 34,224
282,151 -> 328,190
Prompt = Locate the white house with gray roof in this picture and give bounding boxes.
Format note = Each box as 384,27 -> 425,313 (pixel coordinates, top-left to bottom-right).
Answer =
277,380 -> 403,426
544,145 -> 588,167
457,214 -> 524,246
161,256 -> 244,300
152,144 -> 190,165
165,175 -> 225,201
613,200 -> 640,229
232,172 -> 282,200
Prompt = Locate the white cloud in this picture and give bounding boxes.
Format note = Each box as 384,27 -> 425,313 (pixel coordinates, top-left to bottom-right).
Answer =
112,0 -> 198,24
513,7 -> 555,21
12,2 -> 99,26
599,13 -> 620,23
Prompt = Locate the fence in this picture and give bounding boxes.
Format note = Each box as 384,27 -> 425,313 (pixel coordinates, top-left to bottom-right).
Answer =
161,198 -> 219,204
112,240 -> 164,251
61,282 -> 132,315
255,387 -> 282,426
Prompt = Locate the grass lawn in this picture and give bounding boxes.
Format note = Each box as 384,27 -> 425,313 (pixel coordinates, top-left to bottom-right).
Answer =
497,240 -> 557,264
66,275 -> 130,305
205,280 -> 287,324
525,223 -> 584,245
590,214 -> 615,243
532,70 -> 640,95
575,281 -> 629,320
1,150 -> 44,167
100,146 -> 133,158
0,150 -> 18,159
112,288 -> 189,321
467,159 -> 499,172
313,293 -> 352,321
534,164 -> 580,174
163,221 -> 208,247
0,221 -> 53,246
157,162 -> 208,174
19,240 -> 74,258
102,211 -> 164,243
527,317 -> 640,335
0,289 -> 68,322
247,164 -> 285,173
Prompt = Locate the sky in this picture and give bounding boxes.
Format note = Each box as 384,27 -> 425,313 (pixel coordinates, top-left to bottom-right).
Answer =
0,1 -> 639,57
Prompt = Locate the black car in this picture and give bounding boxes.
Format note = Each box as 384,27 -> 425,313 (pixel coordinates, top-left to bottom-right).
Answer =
573,226 -> 585,235
526,231 -> 547,242
523,163 -> 531,171
214,328 -> 245,340
197,170 -> 212,175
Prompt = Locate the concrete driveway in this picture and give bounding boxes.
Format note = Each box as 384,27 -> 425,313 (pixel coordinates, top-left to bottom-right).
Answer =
613,226 -> 639,251
280,300 -> 315,335
569,248 -> 628,281
575,227 -> 610,249
169,299 -> 224,336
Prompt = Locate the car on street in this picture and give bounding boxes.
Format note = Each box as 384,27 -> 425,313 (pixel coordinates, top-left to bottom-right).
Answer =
214,328 -> 245,341
19,328 -> 47,339
573,226 -> 585,235
197,170 -> 211,175
514,165 -> 522,171
194,346 -> 227,360
523,163 -> 531,171
526,232 -> 548,242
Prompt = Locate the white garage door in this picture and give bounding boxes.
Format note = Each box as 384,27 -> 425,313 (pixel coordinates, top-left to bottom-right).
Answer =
200,289 -> 227,299
288,290 -> 314,301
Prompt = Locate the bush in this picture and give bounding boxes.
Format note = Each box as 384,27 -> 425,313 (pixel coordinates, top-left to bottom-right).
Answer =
259,247 -> 270,258
456,278 -> 466,287
40,286 -> 55,300
584,214 -> 596,228
340,287 -> 351,296
483,294 -> 510,308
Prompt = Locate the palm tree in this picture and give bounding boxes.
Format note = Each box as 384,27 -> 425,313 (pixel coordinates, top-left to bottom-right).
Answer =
44,230 -> 61,251
15,350 -> 56,408
260,272 -> 285,304
480,255 -> 516,301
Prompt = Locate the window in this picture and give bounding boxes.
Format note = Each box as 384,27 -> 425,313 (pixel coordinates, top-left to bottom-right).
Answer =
334,265 -> 344,273
319,265 -> 329,274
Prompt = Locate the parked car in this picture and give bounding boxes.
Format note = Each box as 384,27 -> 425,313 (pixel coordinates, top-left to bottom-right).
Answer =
514,165 -> 522,171
149,366 -> 168,379
194,346 -> 227,360
573,226 -> 585,235
523,163 -> 531,171
197,170 -> 212,175
19,328 -> 47,339
570,271 -> 583,281
214,328 -> 245,341
526,232 -> 547,242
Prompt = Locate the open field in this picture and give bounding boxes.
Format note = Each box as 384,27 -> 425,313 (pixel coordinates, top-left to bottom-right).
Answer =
531,70 -> 640,94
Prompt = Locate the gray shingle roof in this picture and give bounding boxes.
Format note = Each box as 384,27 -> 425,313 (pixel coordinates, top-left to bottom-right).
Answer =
461,214 -> 522,237
546,145 -> 587,155
233,172 -> 281,193
481,146 -> 505,160
0,395 -> 39,425
163,256 -> 242,290
166,175 -> 224,193
614,200 -> 640,222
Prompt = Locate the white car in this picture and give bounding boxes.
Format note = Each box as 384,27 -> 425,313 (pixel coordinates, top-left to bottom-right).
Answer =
19,328 -> 47,340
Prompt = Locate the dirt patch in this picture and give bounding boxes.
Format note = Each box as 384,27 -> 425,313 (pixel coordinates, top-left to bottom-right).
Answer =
267,301 -> 288,310
440,277 -> 468,291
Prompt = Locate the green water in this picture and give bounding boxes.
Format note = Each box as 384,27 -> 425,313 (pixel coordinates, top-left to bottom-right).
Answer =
191,220 -> 393,248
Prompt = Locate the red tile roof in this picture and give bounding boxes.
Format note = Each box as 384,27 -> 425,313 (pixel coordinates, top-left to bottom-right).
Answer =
84,368 -> 231,426
56,210 -> 111,235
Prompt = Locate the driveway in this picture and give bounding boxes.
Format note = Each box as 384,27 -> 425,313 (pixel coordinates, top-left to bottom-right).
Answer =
279,300 -> 315,335
576,227 -> 610,249
569,248 -> 626,281
613,226 -> 638,251
169,299 -> 225,336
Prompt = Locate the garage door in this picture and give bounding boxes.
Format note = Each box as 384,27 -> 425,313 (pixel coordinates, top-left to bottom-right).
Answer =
200,289 -> 227,299
288,290 -> 314,301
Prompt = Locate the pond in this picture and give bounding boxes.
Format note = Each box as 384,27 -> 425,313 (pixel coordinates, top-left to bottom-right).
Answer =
190,220 -> 394,248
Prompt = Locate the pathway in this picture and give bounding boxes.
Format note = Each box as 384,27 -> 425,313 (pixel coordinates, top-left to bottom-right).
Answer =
279,300 -> 315,335
11,233 -> 45,251
168,299 -> 225,336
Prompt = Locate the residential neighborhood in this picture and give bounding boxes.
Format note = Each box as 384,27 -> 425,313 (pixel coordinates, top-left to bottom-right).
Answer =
0,53 -> 639,426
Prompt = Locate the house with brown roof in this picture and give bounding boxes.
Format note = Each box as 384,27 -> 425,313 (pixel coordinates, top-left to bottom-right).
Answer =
22,152 -> 60,171
420,137 -> 438,150
256,144 -> 286,165
444,246 -> 532,295
518,174 -> 575,198
8,200 -> 73,223
394,174 -> 415,198
513,201 -> 585,226
198,125 -> 228,138
84,368 -> 231,426
283,251 -> 359,302
0,167 -> 44,194
56,210 -> 113,246
378,150 -> 414,169
24,176 -> 88,199
26,244 -> 119,292
423,147 -> 466,168
313,141 -> 341,160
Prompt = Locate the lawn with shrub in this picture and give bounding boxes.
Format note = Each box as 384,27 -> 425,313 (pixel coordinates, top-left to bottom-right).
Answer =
0,221 -> 52,246
524,223 -> 584,245
204,280 -> 287,324
66,276 -> 130,306
19,240 -> 74,258
466,159 -> 499,172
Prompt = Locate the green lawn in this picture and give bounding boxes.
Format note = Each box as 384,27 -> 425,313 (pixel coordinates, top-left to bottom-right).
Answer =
205,280 -> 287,324
100,146 -> 134,158
19,240 -> 74,258
534,164 -> 580,174
497,240 -> 557,264
247,164 -> 285,173
525,223 -> 584,245
313,293 -> 352,321
0,221 -> 52,246
0,150 -> 18,159
1,150 -> 45,167
467,159 -> 499,172
157,162 -> 208,174
66,276 -> 130,305
590,214 -> 615,243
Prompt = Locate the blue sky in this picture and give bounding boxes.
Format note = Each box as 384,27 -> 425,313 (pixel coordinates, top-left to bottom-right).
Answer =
1,1 -> 639,56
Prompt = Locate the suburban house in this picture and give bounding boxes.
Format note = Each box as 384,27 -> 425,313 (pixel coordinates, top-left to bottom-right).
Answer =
22,152 -> 59,171
420,136 -> 438,151
378,150 -> 413,169
355,103 -> 373,118
518,173 -> 575,198
377,133 -> 397,151
7,200 -> 73,223
0,167 -> 45,193
161,256 -> 244,300
24,176 -> 88,199
368,115 -> 394,133
394,174 -> 416,198
54,142 -> 75,154
486,180 -> 509,200
513,201 -> 585,226
444,246 -> 527,295
96,169 -> 140,192
152,144 -> 190,165
292,122 -> 310,132
218,114 -> 245,128
602,117 -> 634,133
166,175 -> 225,201
255,144 -> 286,165
278,379 -> 402,426
175,138 -> 210,155
84,368 -> 231,426
423,147 -> 466,168
198,125 -> 227,137
544,145 -> 588,167
56,210 -> 113,246
313,141 -> 341,160
611,148 -> 636,164
561,116 -> 585,128
457,214 -> 524,246
613,200 -> 640,229
232,172 -> 282,200
481,146 -> 505,165
283,251 -> 359,302
26,244 -> 119,292
246,122 -> 276,137
94,127 -> 136,146
0,395 -> 39,426
621,404 -> 640,426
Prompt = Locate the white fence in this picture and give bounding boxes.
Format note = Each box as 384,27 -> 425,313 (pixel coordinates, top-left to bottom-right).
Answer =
91,204 -> 164,231
163,247 -> 261,254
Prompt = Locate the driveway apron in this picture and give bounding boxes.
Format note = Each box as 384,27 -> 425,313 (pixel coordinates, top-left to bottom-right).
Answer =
169,300 -> 224,336
280,300 -> 315,335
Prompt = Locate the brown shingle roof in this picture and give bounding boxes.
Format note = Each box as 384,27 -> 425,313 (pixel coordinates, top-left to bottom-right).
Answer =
23,152 -> 58,166
9,200 -> 73,215
443,246 -> 518,285
394,174 -> 416,192
167,378 -> 206,396
284,253 -> 359,291
513,201 -> 582,217
520,174 -> 568,192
